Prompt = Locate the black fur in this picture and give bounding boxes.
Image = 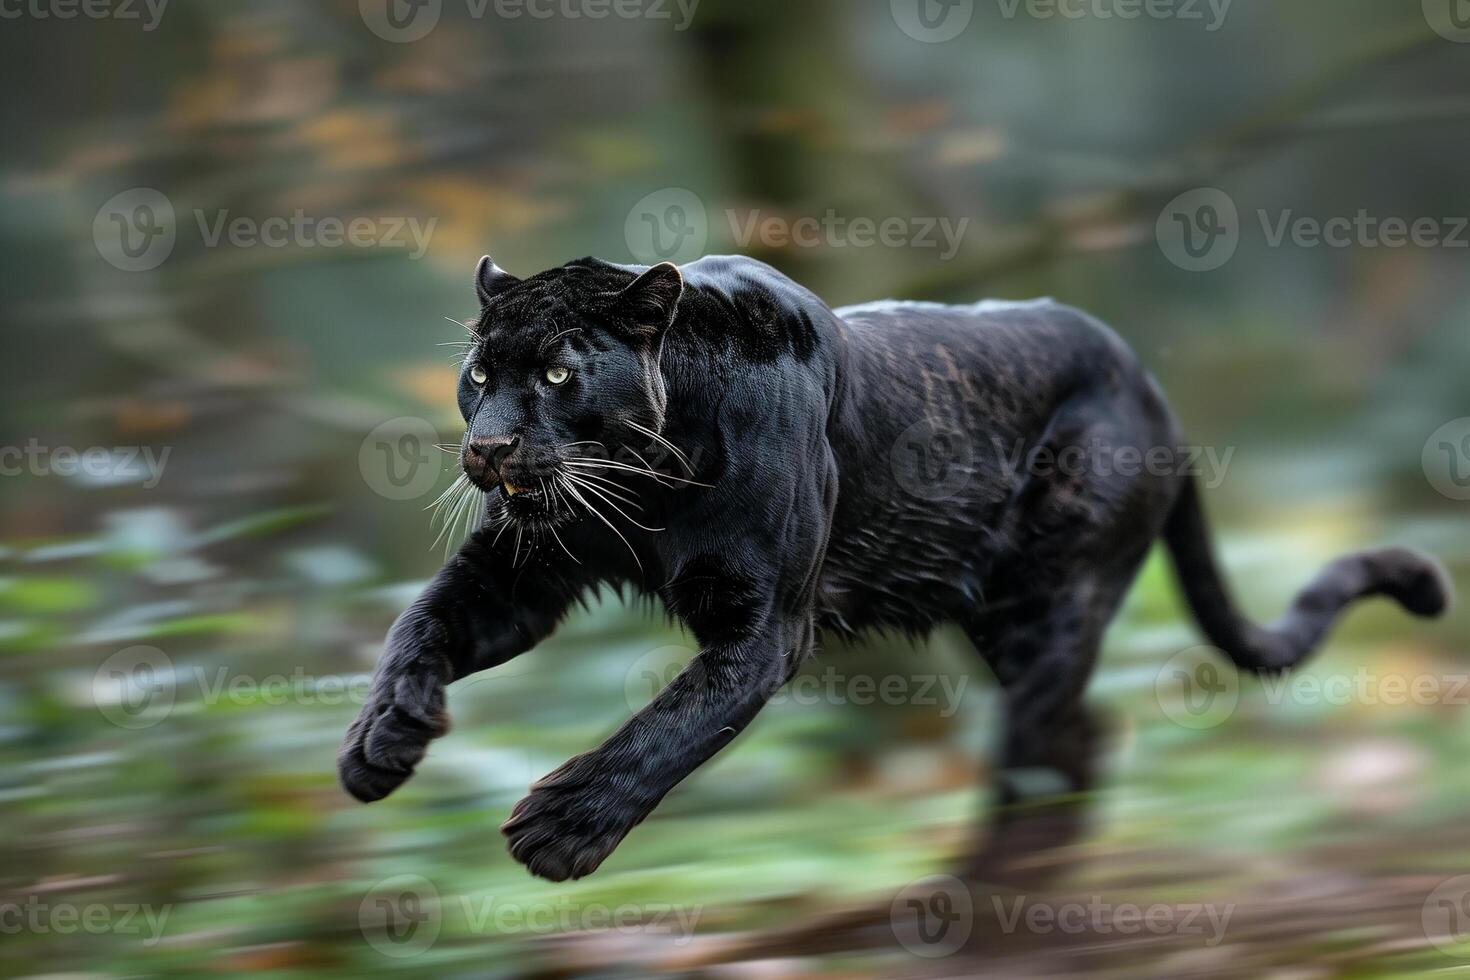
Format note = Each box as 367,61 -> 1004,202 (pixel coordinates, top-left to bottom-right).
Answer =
339,254 -> 1451,881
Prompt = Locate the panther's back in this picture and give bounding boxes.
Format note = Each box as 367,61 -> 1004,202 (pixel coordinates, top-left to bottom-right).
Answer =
818,298 -> 1174,638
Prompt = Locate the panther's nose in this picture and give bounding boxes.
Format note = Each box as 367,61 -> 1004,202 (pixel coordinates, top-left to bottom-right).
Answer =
465,435 -> 520,481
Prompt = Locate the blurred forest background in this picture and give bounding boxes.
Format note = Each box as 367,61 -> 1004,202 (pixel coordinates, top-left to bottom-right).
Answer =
2,0 -> 1469,975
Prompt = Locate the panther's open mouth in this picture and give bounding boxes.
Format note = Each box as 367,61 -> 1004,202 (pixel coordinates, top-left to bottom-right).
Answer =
501,480 -> 553,515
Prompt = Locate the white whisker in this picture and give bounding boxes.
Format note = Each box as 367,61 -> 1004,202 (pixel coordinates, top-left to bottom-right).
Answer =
565,474 -> 665,532
563,457 -> 713,488
490,512 -> 514,550
620,443 -> 682,488
559,477 -> 643,575
547,522 -> 579,563
622,419 -> 694,473
427,472 -> 468,513
563,469 -> 643,509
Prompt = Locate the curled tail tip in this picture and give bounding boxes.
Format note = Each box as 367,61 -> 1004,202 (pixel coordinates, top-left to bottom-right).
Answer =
1369,547 -> 1454,620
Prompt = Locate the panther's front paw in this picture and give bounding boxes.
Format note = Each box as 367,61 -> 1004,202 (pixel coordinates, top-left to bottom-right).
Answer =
501,762 -> 645,881
337,671 -> 449,803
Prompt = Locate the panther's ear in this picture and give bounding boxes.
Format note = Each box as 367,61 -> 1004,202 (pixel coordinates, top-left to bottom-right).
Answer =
475,255 -> 519,306
615,262 -> 683,339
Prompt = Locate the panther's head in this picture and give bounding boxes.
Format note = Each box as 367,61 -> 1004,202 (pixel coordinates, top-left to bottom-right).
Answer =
454,256 -> 685,528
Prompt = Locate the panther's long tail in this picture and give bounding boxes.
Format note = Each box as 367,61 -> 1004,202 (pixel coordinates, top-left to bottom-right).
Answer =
1163,477 -> 1452,674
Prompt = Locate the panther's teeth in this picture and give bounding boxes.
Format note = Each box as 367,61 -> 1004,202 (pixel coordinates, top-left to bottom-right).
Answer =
504,483 -> 524,496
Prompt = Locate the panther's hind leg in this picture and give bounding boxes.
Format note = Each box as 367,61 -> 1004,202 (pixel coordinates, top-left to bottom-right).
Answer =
951,380 -> 1181,884
959,566 -> 1140,887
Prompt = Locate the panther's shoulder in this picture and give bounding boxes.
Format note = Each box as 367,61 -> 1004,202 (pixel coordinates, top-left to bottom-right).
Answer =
679,254 -> 822,314
672,255 -> 834,363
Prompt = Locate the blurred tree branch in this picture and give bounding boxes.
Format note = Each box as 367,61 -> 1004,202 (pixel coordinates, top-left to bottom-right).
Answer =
894,22 -> 1447,299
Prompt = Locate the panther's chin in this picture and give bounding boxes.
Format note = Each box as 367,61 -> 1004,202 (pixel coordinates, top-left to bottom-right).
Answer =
502,482 -> 546,510
501,482 -> 573,527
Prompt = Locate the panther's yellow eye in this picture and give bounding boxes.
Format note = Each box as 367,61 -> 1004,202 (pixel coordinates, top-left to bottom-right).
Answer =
469,364 -> 488,385
545,365 -> 571,385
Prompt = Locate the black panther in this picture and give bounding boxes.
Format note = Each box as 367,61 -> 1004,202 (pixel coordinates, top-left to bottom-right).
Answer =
338,253 -> 1451,882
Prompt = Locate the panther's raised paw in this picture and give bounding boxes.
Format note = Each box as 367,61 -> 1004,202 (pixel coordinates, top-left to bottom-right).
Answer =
337,672 -> 449,803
